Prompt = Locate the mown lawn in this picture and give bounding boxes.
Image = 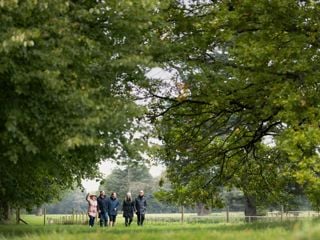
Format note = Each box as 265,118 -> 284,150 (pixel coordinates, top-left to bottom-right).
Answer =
1,218 -> 320,240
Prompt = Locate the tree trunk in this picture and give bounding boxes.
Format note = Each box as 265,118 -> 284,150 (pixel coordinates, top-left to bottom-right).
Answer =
16,208 -> 21,224
0,200 -> 10,222
244,195 -> 257,222
196,202 -> 210,216
180,205 -> 184,223
36,207 -> 43,216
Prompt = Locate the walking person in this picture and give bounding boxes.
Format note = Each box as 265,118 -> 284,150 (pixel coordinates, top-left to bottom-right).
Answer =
97,190 -> 109,227
122,192 -> 135,226
107,192 -> 120,227
86,193 -> 98,227
135,190 -> 147,226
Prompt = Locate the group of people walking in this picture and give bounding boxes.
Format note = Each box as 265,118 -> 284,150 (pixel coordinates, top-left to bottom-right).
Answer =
86,190 -> 147,227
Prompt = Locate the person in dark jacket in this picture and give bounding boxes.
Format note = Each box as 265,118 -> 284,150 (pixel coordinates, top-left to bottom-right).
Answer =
97,190 -> 109,227
122,192 -> 135,226
135,190 -> 147,226
107,192 -> 120,226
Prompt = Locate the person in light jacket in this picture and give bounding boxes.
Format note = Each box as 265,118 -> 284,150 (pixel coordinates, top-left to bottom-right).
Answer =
107,192 -> 120,227
86,193 -> 98,227
122,192 -> 135,226
135,190 -> 147,226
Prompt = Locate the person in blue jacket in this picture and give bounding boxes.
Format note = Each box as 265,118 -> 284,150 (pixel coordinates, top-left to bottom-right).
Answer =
107,192 -> 120,227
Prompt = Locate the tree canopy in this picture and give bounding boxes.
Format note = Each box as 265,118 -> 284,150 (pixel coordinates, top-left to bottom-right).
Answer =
142,0 -> 320,213
2,0 -> 320,220
100,165 -> 154,199
0,0 -> 164,220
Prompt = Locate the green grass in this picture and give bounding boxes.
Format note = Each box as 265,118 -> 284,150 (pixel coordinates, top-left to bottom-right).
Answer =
1,216 -> 320,240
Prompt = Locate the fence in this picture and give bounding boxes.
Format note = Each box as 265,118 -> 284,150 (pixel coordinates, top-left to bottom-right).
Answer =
43,210 -> 320,225
145,211 -> 320,224
46,212 -> 89,225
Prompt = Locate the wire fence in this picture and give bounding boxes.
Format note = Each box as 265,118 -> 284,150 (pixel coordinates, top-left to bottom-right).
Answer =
44,210 -> 320,225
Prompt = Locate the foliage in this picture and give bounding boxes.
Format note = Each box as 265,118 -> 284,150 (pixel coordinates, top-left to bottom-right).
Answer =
142,0 -> 320,213
155,171 -> 223,211
43,190 -> 87,214
100,166 -> 177,213
100,165 -> 154,198
0,0 -> 164,219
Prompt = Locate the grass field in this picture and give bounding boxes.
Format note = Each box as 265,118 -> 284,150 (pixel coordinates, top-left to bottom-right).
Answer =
1,215 -> 320,240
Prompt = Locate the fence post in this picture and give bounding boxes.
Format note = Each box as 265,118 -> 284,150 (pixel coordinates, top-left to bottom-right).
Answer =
280,205 -> 284,222
43,208 -> 46,226
72,208 -> 75,224
226,205 -> 229,223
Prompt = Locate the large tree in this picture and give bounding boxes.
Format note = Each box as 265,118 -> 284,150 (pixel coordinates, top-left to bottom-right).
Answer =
100,165 -> 154,199
0,0 -> 163,220
142,0 -> 320,215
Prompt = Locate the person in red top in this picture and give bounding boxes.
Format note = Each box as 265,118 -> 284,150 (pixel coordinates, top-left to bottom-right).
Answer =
86,193 -> 98,227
